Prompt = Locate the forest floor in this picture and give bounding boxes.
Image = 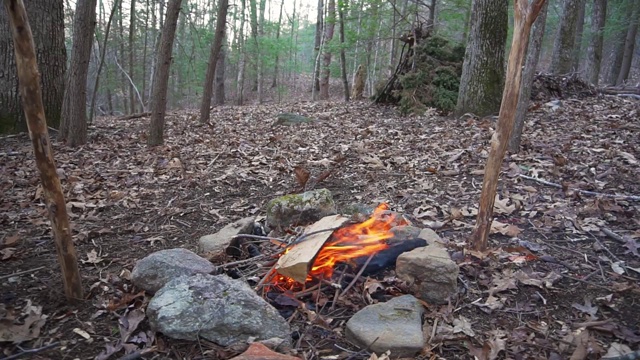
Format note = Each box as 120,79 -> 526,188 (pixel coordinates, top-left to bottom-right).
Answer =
1,93 -> 639,360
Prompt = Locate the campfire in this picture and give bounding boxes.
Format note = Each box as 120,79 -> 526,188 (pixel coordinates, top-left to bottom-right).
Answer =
249,204 -> 426,291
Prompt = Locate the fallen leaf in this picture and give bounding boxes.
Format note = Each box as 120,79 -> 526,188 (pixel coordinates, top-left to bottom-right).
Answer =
73,327 -> 91,340
3,234 -> 21,246
119,308 -> 146,342
82,249 -> 104,264
0,300 -> 47,343
453,316 -> 475,337
493,195 -> 516,215
490,220 -> 522,237
572,298 -> 598,318
1,248 -> 16,260
294,166 -> 310,188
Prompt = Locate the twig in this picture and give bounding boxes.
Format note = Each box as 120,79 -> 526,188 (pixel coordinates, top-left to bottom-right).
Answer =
588,231 -> 620,263
572,319 -> 612,329
115,347 -> 157,360
231,234 -> 287,244
221,254 -> 267,267
518,174 -> 640,201
340,253 -> 374,298
4,342 -> 60,360
601,228 -> 628,244
0,266 -> 46,280
560,273 -> 611,291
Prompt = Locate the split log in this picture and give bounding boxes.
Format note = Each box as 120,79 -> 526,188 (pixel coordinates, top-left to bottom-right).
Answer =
470,0 -> 547,251
4,0 -> 83,300
275,215 -> 350,283
116,112 -> 151,120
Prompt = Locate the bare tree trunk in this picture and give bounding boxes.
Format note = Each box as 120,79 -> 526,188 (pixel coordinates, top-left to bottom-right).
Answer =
319,0 -> 336,100
117,0 -> 128,113
571,0 -> 585,72
249,0 -> 262,102
351,64 -> 366,99
59,0 -> 97,146
236,0 -> 246,105
214,44 -> 225,105
616,0 -> 640,85
549,0 -> 581,74
271,0 -> 285,88
148,0 -> 182,146
89,0 -> 119,124
4,0 -> 83,300
142,0 -> 150,109
509,1 -> 548,153
338,0 -> 349,101
585,0 -> 607,85
455,0 -> 508,117
129,0 -> 136,113
471,0 -> 547,251
199,0 -> 228,123
313,0 -> 324,92
0,0 -> 65,133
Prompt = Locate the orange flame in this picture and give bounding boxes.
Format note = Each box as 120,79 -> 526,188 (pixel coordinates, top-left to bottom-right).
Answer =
308,203 -> 403,279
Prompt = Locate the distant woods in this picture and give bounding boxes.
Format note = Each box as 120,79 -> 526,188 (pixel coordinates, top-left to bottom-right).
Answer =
0,0 -> 638,138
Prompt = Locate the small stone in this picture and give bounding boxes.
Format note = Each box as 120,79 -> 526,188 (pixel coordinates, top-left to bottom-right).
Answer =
198,217 -> 255,254
396,245 -> 459,304
147,274 -> 291,346
265,189 -> 336,229
131,248 -> 215,293
389,225 -> 422,244
230,343 -> 300,360
345,295 -> 424,357
418,228 -> 446,248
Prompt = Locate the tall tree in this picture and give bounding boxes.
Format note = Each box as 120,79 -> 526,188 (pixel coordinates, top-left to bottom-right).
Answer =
0,0 -> 65,133
338,0 -> 349,101
549,0 -> 582,74
313,0 -> 324,93
509,1 -> 548,153
616,0 -> 639,85
89,0 -> 119,124
455,0 -> 508,117
129,0 -> 136,113
148,0 -> 182,146
319,0 -> 336,100
235,0 -> 247,105
271,0 -> 285,88
585,0 -> 607,85
571,0 -> 585,72
58,0 -> 98,146
214,45 -> 225,105
199,0 -> 228,123
248,0 -> 262,102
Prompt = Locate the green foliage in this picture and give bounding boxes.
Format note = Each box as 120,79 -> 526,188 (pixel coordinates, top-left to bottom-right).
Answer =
392,36 -> 464,115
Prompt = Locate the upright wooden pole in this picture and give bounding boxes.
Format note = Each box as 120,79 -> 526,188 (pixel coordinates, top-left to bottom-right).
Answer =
470,0 -> 547,251
4,0 -> 84,300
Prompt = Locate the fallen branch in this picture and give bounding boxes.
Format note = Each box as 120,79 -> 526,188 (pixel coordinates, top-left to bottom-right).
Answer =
3,342 -> 60,360
116,112 -> 151,121
601,228 -> 628,244
339,252 -> 374,298
518,174 -> 640,201
0,266 -> 46,280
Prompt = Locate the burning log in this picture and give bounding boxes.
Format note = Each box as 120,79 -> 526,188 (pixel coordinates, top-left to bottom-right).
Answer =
275,215 -> 350,283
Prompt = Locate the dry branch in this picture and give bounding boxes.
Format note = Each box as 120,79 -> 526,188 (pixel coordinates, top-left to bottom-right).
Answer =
4,0 -> 83,300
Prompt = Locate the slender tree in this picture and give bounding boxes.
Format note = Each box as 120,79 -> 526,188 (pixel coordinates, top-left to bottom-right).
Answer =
312,0 -> 324,93
214,44 -> 226,105
338,0 -> 349,101
585,0 -> 607,85
616,0 -> 639,85
236,0 -> 247,105
4,0 -> 83,300
509,1 -> 548,153
549,0 -> 582,74
455,0 -> 508,117
199,0 -> 228,123
59,0 -> 98,146
319,0 -> 336,100
148,0 -> 182,146
571,0 -> 585,72
129,0 -> 136,113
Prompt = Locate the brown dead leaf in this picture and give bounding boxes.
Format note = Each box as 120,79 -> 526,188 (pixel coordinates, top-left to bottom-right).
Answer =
2,234 -> 21,246
490,220 -> 522,237
1,247 -> 16,260
294,166 -> 310,188
493,195 -> 516,215
0,300 -> 47,343
82,249 -> 104,264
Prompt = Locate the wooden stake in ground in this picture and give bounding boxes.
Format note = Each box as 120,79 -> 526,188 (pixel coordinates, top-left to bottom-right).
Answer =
470,0 -> 547,251
4,0 -> 83,300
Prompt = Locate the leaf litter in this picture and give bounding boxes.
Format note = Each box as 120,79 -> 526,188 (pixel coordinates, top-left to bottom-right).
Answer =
0,95 -> 638,359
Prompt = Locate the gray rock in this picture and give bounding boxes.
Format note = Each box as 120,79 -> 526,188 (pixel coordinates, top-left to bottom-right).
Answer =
345,295 -> 424,357
147,273 -> 291,346
131,248 -> 215,293
198,217 -> 255,254
418,228 -> 446,247
395,245 -> 459,304
265,189 -> 336,228
389,225 -> 422,245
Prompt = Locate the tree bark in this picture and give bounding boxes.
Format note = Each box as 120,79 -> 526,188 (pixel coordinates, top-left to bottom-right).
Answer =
471,0 -> 547,251
319,0 -> 336,100
148,0 -> 182,146
0,0 -> 65,133
616,0 -> 640,85
214,44 -> 225,105
585,0 -> 607,85
549,0 -> 581,74
59,0 -> 97,146
129,0 -> 136,113
455,0 -> 508,117
89,0 -> 119,124
508,1 -> 548,153
271,0 -> 285,88
313,0 -> 324,93
236,0 -> 246,105
4,0 -> 83,300
338,0 -> 349,101
571,0 -> 585,72
199,0 -> 228,123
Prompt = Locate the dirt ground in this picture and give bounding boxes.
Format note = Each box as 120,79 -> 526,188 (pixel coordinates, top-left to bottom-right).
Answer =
1,94 -> 639,359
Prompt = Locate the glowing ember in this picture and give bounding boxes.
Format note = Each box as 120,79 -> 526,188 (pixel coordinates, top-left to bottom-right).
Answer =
308,203 -> 404,280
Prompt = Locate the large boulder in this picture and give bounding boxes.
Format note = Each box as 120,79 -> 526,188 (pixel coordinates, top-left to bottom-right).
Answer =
147,273 -> 291,346
345,295 -> 425,357
265,189 -> 336,229
395,244 -> 458,304
131,248 -> 215,293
